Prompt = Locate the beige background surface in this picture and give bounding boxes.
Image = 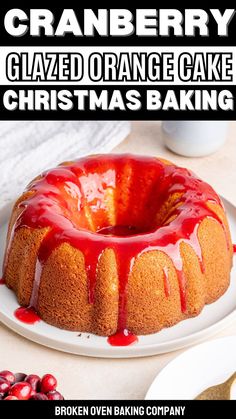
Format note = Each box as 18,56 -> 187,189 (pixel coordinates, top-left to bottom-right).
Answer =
0,121 -> 235,399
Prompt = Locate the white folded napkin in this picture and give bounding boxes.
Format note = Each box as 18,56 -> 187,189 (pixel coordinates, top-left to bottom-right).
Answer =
0,121 -> 130,211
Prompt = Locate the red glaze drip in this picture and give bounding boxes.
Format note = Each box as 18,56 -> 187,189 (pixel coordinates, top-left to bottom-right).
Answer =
107,329 -> 138,346
0,278 -> 5,285
163,267 -> 171,298
233,244 -> 236,253
14,307 -> 41,324
30,259 -> 43,308
4,155 -> 229,345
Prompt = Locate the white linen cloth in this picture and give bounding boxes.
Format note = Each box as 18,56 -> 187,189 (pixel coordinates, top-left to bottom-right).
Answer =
0,121 -> 130,212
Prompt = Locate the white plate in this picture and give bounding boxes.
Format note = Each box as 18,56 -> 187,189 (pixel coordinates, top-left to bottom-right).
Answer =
0,198 -> 235,358
145,335 -> 236,399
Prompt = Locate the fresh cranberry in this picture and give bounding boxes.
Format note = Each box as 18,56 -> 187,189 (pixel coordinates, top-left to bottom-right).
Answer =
47,390 -> 64,400
0,393 -> 4,400
30,393 -> 48,400
40,374 -> 57,393
0,370 -> 15,384
30,389 -> 37,397
14,372 -> 27,383
8,382 -> 32,400
0,377 -> 10,394
4,396 -> 19,400
25,374 -> 41,391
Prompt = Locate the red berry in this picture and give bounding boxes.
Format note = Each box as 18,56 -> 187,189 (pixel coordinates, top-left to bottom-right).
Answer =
8,382 -> 32,400
0,371 -> 15,384
0,377 -> 10,394
47,390 -> 64,400
30,393 -> 48,400
0,393 -> 4,399
30,389 -> 37,397
40,374 -> 57,393
14,372 -> 27,383
25,374 -> 41,391
4,396 -> 18,400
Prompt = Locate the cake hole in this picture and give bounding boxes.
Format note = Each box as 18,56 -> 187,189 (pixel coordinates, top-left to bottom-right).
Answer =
97,225 -> 146,237
60,159 -> 183,235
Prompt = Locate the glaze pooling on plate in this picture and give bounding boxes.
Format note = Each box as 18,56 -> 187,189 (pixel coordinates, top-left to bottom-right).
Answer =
14,306 -> 41,325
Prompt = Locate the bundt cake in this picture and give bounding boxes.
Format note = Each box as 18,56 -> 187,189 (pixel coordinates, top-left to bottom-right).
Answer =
2,154 -> 233,345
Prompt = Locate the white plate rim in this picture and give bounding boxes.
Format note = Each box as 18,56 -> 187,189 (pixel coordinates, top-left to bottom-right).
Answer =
145,335 -> 236,399
0,197 -> 235,358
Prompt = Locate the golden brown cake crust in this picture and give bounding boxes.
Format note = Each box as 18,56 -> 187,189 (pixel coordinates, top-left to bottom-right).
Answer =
3,155 -> 233,337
